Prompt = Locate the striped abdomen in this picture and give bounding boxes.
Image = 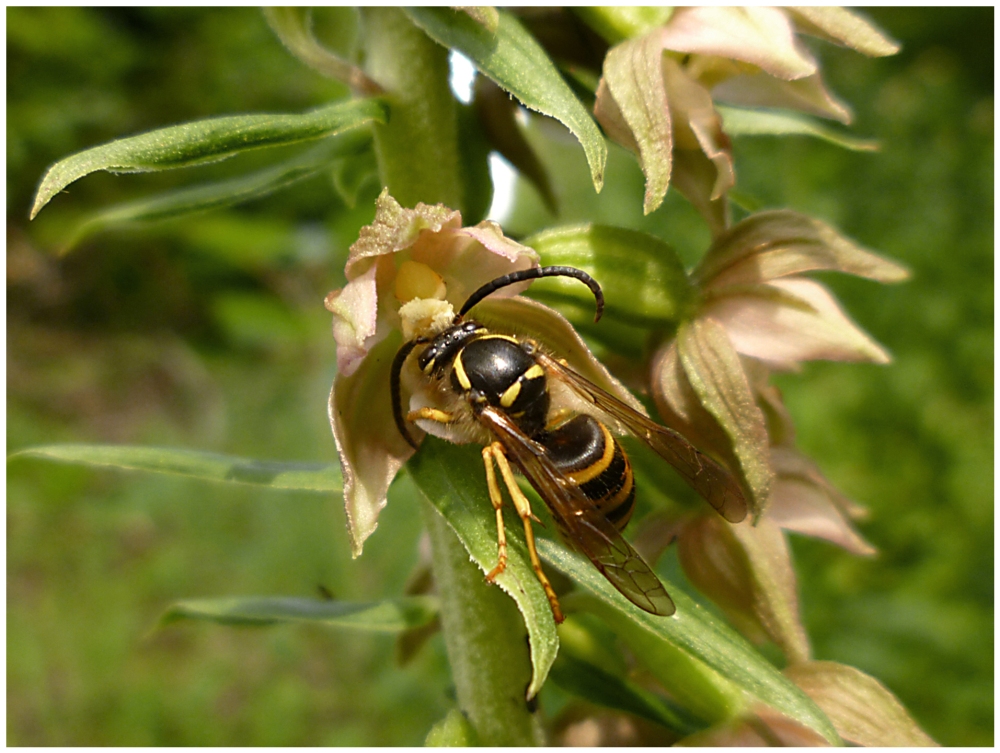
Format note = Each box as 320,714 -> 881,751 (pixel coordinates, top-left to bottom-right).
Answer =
543,414 -> 636,530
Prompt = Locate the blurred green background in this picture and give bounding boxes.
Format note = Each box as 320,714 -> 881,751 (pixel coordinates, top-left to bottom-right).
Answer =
7,7 -> 992,746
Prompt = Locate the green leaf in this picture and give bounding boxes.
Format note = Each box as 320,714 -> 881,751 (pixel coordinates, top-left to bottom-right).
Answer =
405,7 -> 607,192
263,7 -> 381,94
524,223 -> 696,326
457,7 -> 499,34
718,104 -> 879,151
406,437 -> 559,700
550,651 -> 699,733
31,97 -> 388,219
63,134 -> 371,252
332,147 -> 379,209
539,540 -> 841,744
161,595 -> 437,632
8,444 -> 342,493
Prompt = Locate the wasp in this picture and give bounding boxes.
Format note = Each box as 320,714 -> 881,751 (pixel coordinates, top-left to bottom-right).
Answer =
391,266 -> 747,622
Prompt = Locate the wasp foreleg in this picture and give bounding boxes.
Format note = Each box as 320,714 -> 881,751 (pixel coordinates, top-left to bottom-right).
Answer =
490,445 -> 565,624
406,407 -> 456,424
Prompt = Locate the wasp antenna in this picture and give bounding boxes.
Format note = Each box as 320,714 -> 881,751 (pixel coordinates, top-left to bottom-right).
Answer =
390,339 -> 421,450
459,265 -> 604,322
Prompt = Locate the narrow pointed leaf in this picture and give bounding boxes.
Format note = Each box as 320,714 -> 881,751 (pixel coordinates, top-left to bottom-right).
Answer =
264,7 -> 382,94
161,595 -> 437,631
9,444 -> 342,493
550,652 -> 698,734
64,134 -> 371,252
406,437 -> 559,700
718,105 -> 877,151
405,7 -> 607,192
31,97 -> 388,218
524,223 -> 696,326
539,540 -> 840,743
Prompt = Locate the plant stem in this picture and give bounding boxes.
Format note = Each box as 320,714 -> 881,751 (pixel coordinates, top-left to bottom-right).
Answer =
423,499 -> 544,746
360,7 -> 462,208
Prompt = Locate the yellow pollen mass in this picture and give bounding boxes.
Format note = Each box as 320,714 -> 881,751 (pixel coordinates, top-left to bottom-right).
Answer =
395,260 -> 447,303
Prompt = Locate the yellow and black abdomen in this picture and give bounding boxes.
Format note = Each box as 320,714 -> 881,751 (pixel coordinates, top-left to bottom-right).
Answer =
543,414 -> 636,530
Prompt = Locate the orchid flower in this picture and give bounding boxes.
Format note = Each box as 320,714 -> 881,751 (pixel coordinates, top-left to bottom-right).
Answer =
645,210 -> 909,660
592,7 -> 899,230
326,189 -> 642,556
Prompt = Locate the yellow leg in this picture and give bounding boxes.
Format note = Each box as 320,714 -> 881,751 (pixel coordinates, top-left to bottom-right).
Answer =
406,407 -> 455,424
491,447 -> 565,624
481,444 -> 508,582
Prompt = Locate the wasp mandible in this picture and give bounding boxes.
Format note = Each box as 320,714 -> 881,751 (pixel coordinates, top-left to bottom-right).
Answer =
391,266 -> 747,622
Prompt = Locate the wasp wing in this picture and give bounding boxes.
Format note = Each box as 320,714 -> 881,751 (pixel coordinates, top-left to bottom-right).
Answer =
478,405 -> 675,617
537,352 -> 748,524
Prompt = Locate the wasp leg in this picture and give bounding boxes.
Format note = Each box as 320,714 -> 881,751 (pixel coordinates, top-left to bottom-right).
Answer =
491,446 -> 565,624
406,407 -> 456,424
481,444 -> 508,583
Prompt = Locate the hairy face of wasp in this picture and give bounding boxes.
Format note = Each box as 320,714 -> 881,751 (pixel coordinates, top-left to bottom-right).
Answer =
390,265 -> 747,624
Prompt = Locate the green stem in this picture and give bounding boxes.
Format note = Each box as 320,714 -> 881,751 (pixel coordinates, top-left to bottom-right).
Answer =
423,500 -> 544,746
362,12 -> 541,743
360,7 -> 462,208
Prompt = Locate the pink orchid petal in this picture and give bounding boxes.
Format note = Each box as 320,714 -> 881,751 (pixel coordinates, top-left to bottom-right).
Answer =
662,56 -> 734,201
769,475 -> 876,556
703,278 -> 892,367
325,263 -> 379,377
593,77 -> 640,153
788,7 -> 901,58
430,222 -> 539,305
785,661 -> 937,746
712,71 -> 853,124
329,334 -> 415,556
659,7 -> 816,81
346,189 -> 462,278
679,707 -> 830,747
694,210 -> 911,290
679,514 -> 810,663
670,148 -> 729,239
